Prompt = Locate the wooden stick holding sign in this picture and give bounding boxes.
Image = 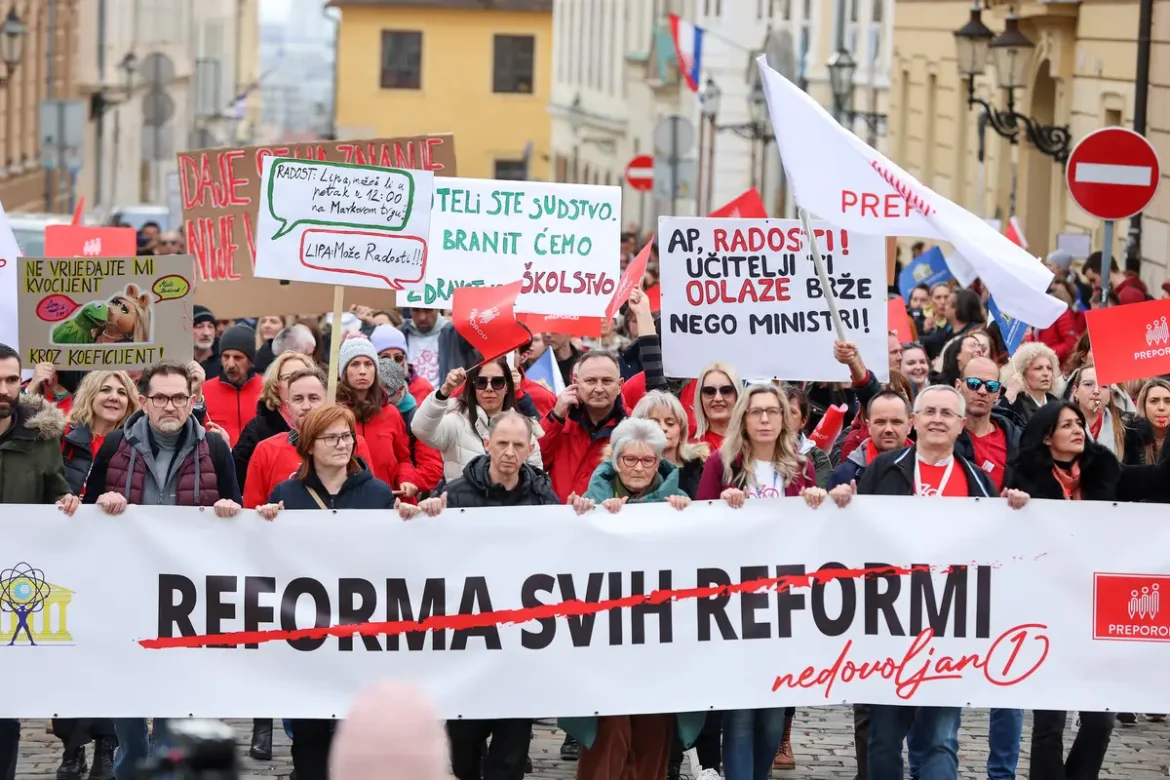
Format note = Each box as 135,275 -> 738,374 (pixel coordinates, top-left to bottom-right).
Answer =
799,208 -> 847,341
326,286 -> 345,403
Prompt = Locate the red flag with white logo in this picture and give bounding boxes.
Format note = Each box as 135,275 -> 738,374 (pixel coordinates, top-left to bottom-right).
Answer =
606,242 -> 652,319
452,282 -> 531,366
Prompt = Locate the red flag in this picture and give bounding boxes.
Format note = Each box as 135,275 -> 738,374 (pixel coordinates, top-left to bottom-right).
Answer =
518,313 -> 602,338
452,282 -> 531,366
70,197 -> 85,226
44,225 -> 137,257
887,296 -> 915,342
1086,297 -> 1170,386
708,188 -> 768,218
606,241 -> 652,319
1004,216 -> 1028,250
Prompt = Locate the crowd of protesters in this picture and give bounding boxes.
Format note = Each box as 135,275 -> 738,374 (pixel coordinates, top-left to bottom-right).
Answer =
2,231 -> 1169,780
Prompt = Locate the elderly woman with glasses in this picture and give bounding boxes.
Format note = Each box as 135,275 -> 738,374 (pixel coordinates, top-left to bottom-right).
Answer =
561,418 -> 702,780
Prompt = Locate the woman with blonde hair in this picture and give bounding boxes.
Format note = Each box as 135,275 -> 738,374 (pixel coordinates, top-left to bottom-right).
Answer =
1002,342 -> 1060,424
631,391 -> 709,498
692,362 -> 742,450
1065,366 -> 1151,466
1136,378 -> 1170,464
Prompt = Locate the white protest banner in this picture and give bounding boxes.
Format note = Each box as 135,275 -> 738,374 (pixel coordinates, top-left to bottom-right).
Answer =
659,217 -> 887,382
254,157 -> 435,290
755,57 -> 1065,328
402,179 -> 622,316
4,497 -> 1170,718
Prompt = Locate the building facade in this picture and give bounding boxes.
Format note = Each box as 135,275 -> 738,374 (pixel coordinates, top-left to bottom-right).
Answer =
331,0 -> 552,181
889,0 -> 1170,287
0,0 -> 81,213
547,0 -> 893,233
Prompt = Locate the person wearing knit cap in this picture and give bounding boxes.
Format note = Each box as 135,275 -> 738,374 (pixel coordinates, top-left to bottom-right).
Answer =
328,682 -> 447,780
201,323 -> 263,446
192,305 -> 220,379
371,323 -> 435,404
378,357 -> 444,493
336,337 -> 423,497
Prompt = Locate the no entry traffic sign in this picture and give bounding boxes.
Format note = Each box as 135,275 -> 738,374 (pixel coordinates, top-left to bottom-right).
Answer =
1066,127 -> 1160,221
625,155 -> 654,193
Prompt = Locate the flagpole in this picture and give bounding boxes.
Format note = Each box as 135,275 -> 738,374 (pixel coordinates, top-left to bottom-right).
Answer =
799,208 -> 847,342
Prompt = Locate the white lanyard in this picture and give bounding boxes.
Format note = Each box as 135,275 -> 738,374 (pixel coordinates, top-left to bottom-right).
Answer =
914,456 -> 955,497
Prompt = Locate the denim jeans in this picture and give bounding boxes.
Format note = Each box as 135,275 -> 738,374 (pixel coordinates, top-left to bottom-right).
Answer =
987,709 -> 1024,779
113,718 -> 170,780
869,706 -> 960,780
722,708 -> 787,780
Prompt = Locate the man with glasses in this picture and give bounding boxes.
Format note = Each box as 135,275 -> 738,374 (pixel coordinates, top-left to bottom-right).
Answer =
154,231 -> 184,255
81,360 -> 242,780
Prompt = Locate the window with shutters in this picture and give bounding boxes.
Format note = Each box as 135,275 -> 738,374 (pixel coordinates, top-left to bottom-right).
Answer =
495,160 -> 528,180
380,31 -> 422,90
494,35 -> 535,94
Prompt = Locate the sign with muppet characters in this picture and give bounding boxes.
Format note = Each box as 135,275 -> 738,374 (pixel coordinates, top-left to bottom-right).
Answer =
16,255 -> 196,370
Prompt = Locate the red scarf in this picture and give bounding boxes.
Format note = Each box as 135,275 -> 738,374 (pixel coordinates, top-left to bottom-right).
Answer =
1089,414 -> 1104,440
864,438 -> 913,464
1052,461 -> 1082,500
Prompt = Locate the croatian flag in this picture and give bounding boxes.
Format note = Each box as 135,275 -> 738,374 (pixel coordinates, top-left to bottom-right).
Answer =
525,348 -> 565,396
668,13 -> 704,92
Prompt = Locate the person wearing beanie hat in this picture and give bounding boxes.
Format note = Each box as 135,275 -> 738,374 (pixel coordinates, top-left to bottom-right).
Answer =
336,337 -> 424,497
371,323 -> 435,404
192,305 -> 221,379
202,323 -> 263,446
1045,249 -> 1073,274
379,357 -> 444,493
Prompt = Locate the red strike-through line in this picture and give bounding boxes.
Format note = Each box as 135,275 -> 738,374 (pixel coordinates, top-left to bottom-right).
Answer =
139,563 -> 934,650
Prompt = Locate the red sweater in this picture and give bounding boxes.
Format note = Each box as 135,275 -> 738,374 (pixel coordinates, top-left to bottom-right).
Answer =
348,402 -> 420,490
539,406 -> 625,502
243,431 -> 374,508
202,374 -> 262,447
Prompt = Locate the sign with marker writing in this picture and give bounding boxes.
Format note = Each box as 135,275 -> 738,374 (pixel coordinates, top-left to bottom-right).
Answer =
176,134 -> 457,317
254,157 -> 434,291
16,254 -> 195,370
3,498 -> 1169,717
659,217 -> 887,381
404,179 -> 622,317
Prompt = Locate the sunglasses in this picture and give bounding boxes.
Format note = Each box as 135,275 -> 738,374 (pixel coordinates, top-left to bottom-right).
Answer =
474,376 -> 507,391
701,384 -> 737,398
963,377 -> 1003,394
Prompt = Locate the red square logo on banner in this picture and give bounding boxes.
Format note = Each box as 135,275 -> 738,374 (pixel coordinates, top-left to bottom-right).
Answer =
1092,573 -> 1170,642
43,225 -> 138,258
1085,298 -> 1170,386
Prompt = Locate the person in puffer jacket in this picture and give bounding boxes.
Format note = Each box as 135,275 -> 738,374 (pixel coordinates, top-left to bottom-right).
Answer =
828,391 -> 913,489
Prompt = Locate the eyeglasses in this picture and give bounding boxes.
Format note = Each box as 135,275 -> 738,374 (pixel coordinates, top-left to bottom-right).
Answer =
474,376 -> 507,391
389,353 -> 406,364
619,454 -> 658,470
146,393 -> 191,409
317,432 -> 354,448
1079,380 -> 1099,391
963,377 -> 1003,394
746,406 -> 784,419
701,384 -> 737,398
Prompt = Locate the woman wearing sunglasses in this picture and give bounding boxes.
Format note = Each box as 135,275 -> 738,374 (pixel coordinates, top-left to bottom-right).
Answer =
693,362 -> 742,450
412,358 -> 544,484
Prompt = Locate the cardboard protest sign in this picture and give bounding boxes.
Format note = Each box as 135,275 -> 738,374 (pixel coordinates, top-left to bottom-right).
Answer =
1086,298 -> 1170,386
404,179 -> 622,317
44,225 -> 138,258
176,135 -> 457,317
659,217 -> 887,381
17,255 -> 195,370
254,158 -> 434,291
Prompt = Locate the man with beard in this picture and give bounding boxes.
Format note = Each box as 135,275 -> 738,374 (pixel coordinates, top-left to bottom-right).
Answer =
201,323 -> 263,446
82,360 -> 241,780
192,306 -> 219,379
0,344 -> 73,780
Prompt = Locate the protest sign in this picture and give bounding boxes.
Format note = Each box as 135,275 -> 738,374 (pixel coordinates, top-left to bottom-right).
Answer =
253,158 -> 434,291
16,255 -> 195,369
404,178 -> 622,317
1086,297 -> 1170,386
4,497 -> 1170,718
176,135 -> 457,317
659,217 -> 887,381
44,226 -> 138,258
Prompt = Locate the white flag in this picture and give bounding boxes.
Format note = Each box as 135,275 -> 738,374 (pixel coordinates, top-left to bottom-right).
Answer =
756,56 -> 1066,328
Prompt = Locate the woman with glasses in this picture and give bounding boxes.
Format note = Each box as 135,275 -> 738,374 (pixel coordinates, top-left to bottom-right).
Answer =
899,343 -> 930,396
932,330 -> 989,388
694,384 -> 822,780
562,418 -> 702,780
412,358 -> 543,484
1065,366 -> 1151,466
693,362 -> 742,450
255,404 -> 398,780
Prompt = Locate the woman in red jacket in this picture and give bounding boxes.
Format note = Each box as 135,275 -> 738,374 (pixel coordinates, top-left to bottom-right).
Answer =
336,338 -> 420,498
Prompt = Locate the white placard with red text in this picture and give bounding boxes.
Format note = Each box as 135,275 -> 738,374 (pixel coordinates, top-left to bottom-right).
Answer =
659,217 -> 887,381
5,497 -> 1170,718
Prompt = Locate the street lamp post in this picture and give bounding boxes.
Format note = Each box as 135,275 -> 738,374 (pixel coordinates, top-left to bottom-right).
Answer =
698,78 -> 721,214
953,5 -> 1071,164
0,7 -> 27,81
827,47 -> 887,144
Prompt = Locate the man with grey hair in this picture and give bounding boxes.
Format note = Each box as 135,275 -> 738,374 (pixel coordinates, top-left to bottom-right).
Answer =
272,323 -> 317,359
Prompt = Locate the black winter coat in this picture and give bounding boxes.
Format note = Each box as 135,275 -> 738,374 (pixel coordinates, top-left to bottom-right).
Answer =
268,468 -> 396,510
676,456 -> 705,499
444,455 -> 561,508
857,444 -> 995,497
61,424 -> 96,496
1006,438 -> 1170,503
233,402 -> 290,491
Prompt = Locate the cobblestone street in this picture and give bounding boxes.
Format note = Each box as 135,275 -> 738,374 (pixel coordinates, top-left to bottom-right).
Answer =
14,708 -> 1170,780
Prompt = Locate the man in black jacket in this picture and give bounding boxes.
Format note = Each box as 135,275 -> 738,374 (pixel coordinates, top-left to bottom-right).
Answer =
400,411 -> 556,780
953,357 -> 1023,494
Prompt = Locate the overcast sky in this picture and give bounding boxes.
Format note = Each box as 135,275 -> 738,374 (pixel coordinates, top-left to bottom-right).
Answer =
263,0 -> 290,21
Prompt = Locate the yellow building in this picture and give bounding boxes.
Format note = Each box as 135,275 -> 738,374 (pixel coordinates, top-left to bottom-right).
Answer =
331,0 -> 552,181
889,0 -> 1170,286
